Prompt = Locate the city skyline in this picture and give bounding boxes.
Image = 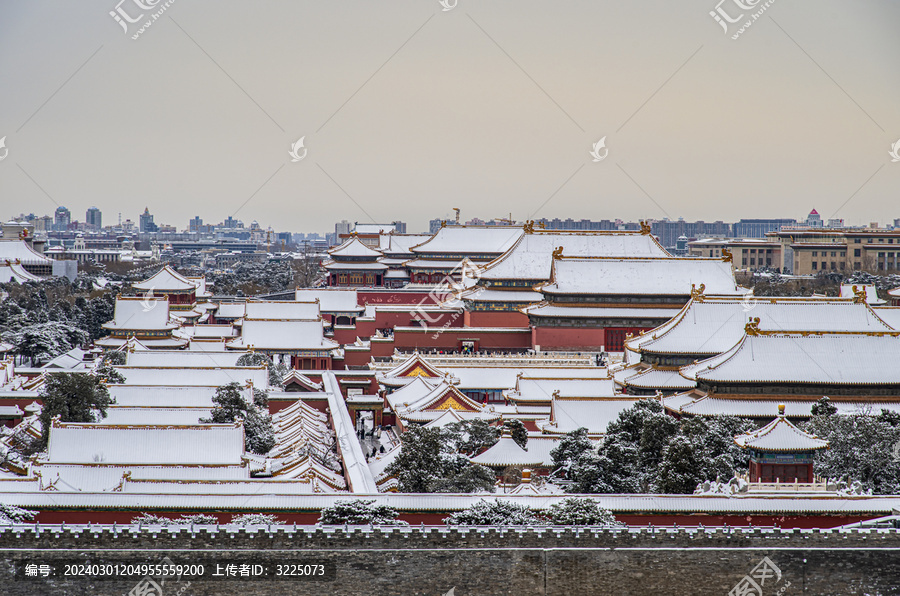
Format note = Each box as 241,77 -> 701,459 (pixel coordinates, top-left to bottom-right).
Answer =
1,1 -> 898,232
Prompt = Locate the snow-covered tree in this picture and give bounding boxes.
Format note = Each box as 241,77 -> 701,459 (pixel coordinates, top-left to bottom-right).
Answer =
230,513 -> 285,526
9,321 -> 88,365
318,499 -> 407,526
810,396 -> 837,417
201,382 -> 275,455
803,410 -> 900,494
567,399 -> 753,494
445,499 -> 545,526
235,352 -> 289,389
0,504 -> 36,524
550,428 -> 594,478
503,419 -> 528,449
39,372 -> 112,447
132,513 -> 218,525
385,425 -> 495,493
545,498 -> 621,526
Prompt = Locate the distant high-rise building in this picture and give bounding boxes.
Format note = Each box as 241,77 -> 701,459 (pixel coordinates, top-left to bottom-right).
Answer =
139,207 -> 157,233
222,216 -> 242,229
732,218 -> 797,238
392,220 -> 407,234
189,216 -> 203,233
85,207 -> 102,230
54,206 -> 71,231
335,220 -> 352,237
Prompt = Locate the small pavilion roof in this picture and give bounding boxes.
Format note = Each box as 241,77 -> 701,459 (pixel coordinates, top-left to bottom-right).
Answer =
133,265 -> 197,292
471,432 -> 544,468
734,407 -> 829,452
102,297 -> 178,331
327,236 -> 383,259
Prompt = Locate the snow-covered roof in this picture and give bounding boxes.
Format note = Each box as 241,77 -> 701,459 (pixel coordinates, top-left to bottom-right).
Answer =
46,421 -> 245,465
873,307 -> 900,330
734,410 -> 829,452
0,260 -> 42,283
889,287 -> 900,298
102,297 -> 178,331
666,393 -> 900,418
107,385 -> 223,408
379,233 -> 432,254
463,289 -> 543,304
227,319 -> 338,352
635,297 -> 894,357
505,377 -> 618,404
244,300 -> 320,321
214,302 -> 246,319
327,236 -> 383,258
113,366 -> 268,387
522,304 -> 683,320
125,350 -> 245,368
691,332 -> 900,386
0,240 -> 52,265
621,367 -> 696,391
541,257 -> 741,297
102,406 -> 211,425
133,265 -> 197,292
471,433 -> 545,468
323,372 -> 378,493
294,289 -> 363,314
178,324 -> 237,339
411,226 -> 523,256
480,230 -> 670,281
541,396 -> 642,435
840,283 -> 886,306
323,260 -> 388,271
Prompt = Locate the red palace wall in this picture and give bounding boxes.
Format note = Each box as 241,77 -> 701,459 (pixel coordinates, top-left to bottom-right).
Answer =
464,310 -> 530,328
357,290 -> 433,306
393,328 -> 532,351
29,508 -> 879,529
532,326 -> 607,351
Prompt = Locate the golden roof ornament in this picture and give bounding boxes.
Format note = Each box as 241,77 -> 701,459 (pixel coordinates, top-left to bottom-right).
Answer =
852,285 -> 867,304
523,220 -> 535,234
551,246 -> 564,259
720,247 -> 733,263
639,220 -> 652,235
690,283 -> 706,300
440,220 -> 447,229
745,316 -> 761,336
537,221 -> 546,229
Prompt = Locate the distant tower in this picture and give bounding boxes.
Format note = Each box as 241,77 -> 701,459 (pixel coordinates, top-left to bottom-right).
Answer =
805,209 -> 823,228
85,206 -> 102,231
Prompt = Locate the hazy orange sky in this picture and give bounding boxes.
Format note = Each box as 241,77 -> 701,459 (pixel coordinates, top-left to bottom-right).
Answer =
1,0 -> 898,233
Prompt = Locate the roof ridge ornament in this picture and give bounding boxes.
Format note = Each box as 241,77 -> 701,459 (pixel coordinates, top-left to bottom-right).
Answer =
551,246 -> 564,260
523,220 -> 535,234
639,220 -> 652,235
852,285 -> 867,304
690,283 -> 706,300
720,247 -> 733,263
745,316 -> 761,336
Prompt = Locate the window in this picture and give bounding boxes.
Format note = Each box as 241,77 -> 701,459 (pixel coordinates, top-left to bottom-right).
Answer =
812,262 -> 818,270
855,249 -> 861,257
854,239 -> 862,243
812,251 -> 818,257
821,262 -> 827,270
840,262 -> 846,270
831,252 -> 836,257
831,262 -> 836,270
750,258 -> 756,265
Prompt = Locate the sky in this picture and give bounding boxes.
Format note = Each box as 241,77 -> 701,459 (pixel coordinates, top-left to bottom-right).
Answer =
0,0 -> 898,234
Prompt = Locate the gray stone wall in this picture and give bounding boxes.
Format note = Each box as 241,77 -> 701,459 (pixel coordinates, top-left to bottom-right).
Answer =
1,525 -> 898,595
